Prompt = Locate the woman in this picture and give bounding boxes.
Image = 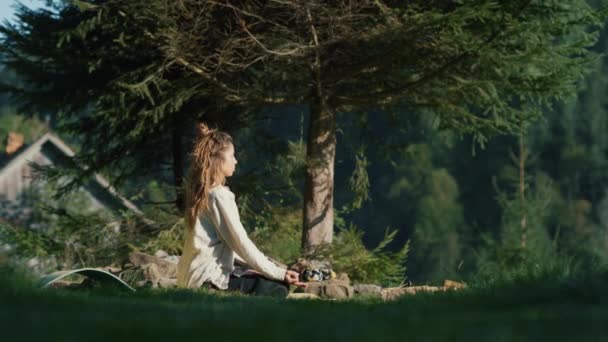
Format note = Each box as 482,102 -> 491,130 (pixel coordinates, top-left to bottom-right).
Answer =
177,123 -> 307,297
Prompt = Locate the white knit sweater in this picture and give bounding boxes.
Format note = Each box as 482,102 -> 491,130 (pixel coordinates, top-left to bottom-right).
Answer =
177,186 -> 287,289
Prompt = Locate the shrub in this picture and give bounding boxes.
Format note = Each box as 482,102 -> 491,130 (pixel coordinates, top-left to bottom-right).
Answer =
330,225 -> 410,286
249,203 -> 410,286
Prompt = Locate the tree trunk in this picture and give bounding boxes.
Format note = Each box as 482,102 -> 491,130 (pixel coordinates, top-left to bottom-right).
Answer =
172,122 -> 185,212
302,8 -> 336,254
518,121 -> 527,249
301,97 -> 336,253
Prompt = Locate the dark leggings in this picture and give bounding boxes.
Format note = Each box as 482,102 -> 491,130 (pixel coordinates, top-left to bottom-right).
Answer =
227,274 -> 289,298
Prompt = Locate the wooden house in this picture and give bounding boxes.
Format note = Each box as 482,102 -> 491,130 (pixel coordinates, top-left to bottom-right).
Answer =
0,132 -> 146,222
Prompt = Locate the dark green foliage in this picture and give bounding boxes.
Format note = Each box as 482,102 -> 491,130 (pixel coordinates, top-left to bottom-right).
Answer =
411,168 -> 466,282
247,203 -> 410,286
0,221 -> 52,258
348,146 -> 372,210
330,225 -> 410,286
166,0 -> 602,139
0,186 -> 139,271
2,0 -> 603,240
136,218 -> 184,257
249,206 -> 302,264
468,16 -> 608,280
233,129 -> 411,285
0,0 -> 250,203
386,141 -> 468,283
475,169 -> 553,274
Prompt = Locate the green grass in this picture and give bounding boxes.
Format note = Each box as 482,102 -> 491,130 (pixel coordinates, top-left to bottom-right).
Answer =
2,267 -> 608,342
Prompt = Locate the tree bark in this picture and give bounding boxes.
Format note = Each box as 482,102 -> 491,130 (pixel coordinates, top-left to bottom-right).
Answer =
301,7 -> 336,254
301,97 -> 336,253
518,121 -> 527,249
172,121 -> 185,212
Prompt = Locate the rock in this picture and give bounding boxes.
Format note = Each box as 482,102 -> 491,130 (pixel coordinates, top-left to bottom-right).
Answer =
381,286 -> 445,301
299,282 -> 323,296
164,255 -> 180,264
287,293 -> 320,300
324,284 -> 354,299
156,277 -> 177,288
296,278 -> 354,299
135,280 -> 151,288
353,284 -> 382,295
443,279 -> 466,289
120,263 -> 178,289
144,264 -> 176,287
154,250 -> 169,258
377,280 -> 465,301
153,250 -> 180,264
129,252 -> 177,278
143,263 -> 163,284
335,273 -> 350,282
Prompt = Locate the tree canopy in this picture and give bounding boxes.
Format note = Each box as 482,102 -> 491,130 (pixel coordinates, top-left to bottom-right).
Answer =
0,0 -> 604,253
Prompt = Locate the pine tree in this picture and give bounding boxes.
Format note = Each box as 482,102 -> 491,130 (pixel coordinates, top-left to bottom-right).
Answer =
164,0 -> 603,252
1,0 -> 604,254
0,0 -> 249,210
526,14 -> 608,266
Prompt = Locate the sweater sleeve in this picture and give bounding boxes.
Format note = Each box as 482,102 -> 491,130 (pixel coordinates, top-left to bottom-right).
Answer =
209,190 -> 287,282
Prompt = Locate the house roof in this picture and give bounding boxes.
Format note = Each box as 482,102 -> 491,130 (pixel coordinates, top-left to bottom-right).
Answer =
0,132 -> 147,218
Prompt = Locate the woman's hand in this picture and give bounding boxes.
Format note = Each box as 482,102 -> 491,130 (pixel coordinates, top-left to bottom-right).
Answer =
284,270 -> 308,289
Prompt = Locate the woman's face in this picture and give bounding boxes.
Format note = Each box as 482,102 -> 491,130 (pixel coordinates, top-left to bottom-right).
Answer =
220,143 -> 238,178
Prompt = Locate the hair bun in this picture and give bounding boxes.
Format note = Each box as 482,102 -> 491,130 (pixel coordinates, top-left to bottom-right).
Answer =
197,122 -> 214,137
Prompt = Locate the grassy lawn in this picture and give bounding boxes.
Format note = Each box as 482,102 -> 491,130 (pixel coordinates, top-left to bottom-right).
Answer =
2,270 -> 608,342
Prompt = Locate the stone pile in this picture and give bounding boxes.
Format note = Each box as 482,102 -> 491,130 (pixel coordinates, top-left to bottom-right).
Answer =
74,253 -> 467,300
287,258 -> 466,300
293,272 -> 354,299
379,280 -> 467,301
117,251 -> 180,288
291,277 -> 465,301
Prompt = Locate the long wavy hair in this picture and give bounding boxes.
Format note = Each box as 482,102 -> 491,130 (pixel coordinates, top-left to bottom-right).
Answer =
185,122 -> 233,228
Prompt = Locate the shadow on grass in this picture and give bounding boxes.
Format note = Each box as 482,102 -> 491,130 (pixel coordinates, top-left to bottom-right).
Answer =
2,262 -> 608,341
